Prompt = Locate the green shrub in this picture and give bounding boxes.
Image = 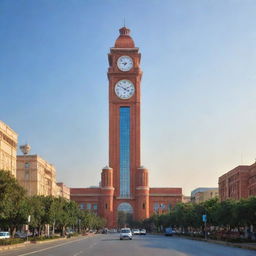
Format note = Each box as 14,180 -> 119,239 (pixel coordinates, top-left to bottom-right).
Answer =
29,235 -> 60,242
0,238 -> 24,245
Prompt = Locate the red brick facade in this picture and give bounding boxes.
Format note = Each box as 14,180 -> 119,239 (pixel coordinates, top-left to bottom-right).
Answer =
70,27 -> 182,227
219,163 -> 256,201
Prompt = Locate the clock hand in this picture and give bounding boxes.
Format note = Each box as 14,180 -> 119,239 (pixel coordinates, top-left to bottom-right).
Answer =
120,85 -> 128,91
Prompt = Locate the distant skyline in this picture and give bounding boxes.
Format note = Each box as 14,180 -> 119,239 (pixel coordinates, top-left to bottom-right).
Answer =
1,0 -> 256,195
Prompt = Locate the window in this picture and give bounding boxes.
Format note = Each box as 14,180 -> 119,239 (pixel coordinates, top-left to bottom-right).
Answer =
160,203 -> 166,209
119,107 -> 130,198
80,203 -> 85,210
25,170 -> 29,180
118,203 -> 133,213
142,203 -> 145,209
25,162 -> 30,168
93,204 -> 98,210
105,203 -> 108,209
87,203 -> 91,210
154,203 -> 159,212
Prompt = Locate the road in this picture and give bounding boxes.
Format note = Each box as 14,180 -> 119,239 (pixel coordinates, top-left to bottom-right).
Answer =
0,234 -> 255,256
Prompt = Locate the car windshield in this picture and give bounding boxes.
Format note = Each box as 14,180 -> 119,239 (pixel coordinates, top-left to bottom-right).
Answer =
121,230 -> 130,233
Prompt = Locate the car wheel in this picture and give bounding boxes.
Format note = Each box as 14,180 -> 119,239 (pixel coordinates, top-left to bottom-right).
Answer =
120,238 -> 122,240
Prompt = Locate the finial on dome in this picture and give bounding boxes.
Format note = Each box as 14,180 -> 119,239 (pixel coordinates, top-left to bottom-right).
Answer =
119,26 -> 131,36
114,26 -> 135,48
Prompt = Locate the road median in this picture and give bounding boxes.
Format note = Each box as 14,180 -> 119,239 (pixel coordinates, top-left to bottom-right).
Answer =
0,233 -> 96,251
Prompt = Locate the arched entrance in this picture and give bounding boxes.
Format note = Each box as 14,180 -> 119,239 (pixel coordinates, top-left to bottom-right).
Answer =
117,203 -> 133,228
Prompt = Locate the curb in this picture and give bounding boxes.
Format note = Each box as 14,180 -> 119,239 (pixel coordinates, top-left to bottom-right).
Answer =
0,243 -> 26,251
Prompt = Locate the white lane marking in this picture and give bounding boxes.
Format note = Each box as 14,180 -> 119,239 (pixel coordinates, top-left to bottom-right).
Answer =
18,237 -> 89,256
73,250 -> 83,256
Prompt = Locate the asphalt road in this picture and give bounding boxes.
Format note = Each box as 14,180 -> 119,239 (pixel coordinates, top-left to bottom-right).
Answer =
0,234 -> 255,256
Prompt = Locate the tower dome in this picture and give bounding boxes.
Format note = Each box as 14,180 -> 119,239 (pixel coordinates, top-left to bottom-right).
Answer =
114,27 -> 135,48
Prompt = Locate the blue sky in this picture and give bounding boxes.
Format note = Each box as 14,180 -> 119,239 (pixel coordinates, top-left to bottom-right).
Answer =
1,0 -> 256,195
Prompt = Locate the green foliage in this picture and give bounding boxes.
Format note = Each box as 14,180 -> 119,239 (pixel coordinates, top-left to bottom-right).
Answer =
143,196 -> 256,233
29,235 -> 61,241
79,210 -> 106,231
0,238 -> 24,245
0,170 -> 27,235
0,170 -> 106,236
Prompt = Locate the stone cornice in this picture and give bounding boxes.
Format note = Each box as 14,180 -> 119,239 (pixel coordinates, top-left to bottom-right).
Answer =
150,194 -> 182,197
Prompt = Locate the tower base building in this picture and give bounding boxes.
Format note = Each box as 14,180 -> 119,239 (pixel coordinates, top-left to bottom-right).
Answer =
71,27 -> 182,227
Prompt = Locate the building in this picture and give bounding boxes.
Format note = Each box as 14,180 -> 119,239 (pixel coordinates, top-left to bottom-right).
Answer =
17,153 -> 57,196
71,27 -> 182,227
56,182 -> 70,200
219,163 -> 256,201
191,187 -> 218,203
0,120 -> 18,177
16,144 -> 70,198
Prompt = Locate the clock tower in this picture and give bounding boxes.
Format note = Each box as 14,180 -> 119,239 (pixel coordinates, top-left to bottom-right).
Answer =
101,27 -> 149,226
70,27 -> 183,228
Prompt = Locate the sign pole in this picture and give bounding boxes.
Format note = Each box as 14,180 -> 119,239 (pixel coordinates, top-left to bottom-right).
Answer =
202,214 -> 207,240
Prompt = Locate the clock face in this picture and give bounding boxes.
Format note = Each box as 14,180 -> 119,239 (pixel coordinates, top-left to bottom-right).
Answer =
117,56 -> 133,71
115,80 -> 135,99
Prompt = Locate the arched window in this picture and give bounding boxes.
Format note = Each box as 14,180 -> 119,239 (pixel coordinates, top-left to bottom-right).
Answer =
117,202 -> 133,213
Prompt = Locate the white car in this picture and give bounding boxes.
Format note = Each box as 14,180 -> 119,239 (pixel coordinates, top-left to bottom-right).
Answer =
140,229 -> 146,235
120,228 -> 132,240
132,229 -> 140,235
0,232 -> 10,239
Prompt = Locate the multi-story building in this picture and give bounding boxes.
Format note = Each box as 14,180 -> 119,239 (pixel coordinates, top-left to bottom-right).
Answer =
0,120 -> 18,177
71,27 -> 183,227
56,182 -> 70,200
17,153 -> 57,196
219,163 -> 256,201
191,187 -> 218,203
248,163 -> 256,196
17,144 -> 70,198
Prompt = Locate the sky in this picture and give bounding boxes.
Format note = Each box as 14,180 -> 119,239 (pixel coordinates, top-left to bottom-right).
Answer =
1,0 -> 256,195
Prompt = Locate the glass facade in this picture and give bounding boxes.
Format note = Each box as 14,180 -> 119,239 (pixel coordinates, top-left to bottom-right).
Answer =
119,107 -> 130,198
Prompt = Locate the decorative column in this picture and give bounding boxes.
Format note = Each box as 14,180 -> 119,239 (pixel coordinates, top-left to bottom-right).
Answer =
135,166 -> 149,220
100,166 -> 114,227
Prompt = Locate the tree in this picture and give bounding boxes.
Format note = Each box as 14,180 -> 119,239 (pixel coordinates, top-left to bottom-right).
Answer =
53,198 -> 79,236
214,199 -> 236,229
27,196 -> 46,236
0,170 -> 27,236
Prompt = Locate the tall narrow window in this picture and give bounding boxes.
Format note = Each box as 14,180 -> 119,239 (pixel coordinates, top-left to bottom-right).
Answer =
119,107 -> 130,198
